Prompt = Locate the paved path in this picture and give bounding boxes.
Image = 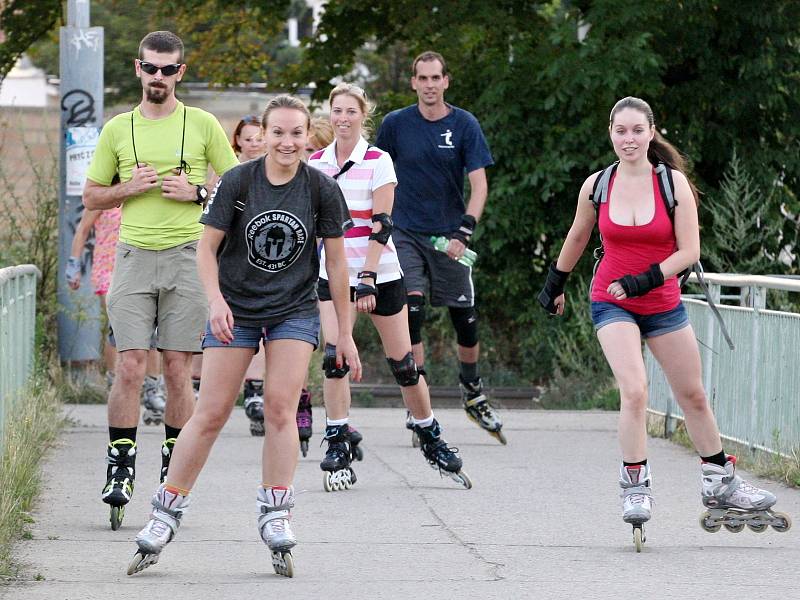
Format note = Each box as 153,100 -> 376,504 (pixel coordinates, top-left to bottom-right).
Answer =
5,405 -> 800,599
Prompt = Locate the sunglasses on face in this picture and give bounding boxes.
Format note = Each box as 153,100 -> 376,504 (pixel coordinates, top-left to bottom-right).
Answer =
139,61 -> 182,76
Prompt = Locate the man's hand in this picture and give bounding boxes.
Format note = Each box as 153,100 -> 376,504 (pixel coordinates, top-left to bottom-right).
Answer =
446,237 -> 467,261
162,169 -> 196,202
336,333 -> 362,382
125,163 -> 159,196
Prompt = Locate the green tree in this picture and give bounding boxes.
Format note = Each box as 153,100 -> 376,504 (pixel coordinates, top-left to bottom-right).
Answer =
0,0 -> 61,82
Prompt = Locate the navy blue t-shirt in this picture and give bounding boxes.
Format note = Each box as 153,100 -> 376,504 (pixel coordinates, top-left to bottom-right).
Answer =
375,104 -> 493,234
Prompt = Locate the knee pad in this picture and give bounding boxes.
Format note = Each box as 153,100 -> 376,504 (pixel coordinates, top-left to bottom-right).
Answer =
322,343 -> 350,379
448,306 -> 479,348
407,295 -> 425,345
386,351 -> 420,387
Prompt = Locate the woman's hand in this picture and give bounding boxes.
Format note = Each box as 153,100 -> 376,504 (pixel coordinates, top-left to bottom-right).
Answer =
336,333 -> 362,382
355,276 -> 377,313
208,295 -> 234,344
606,281 -> 628,301
553,293 -> 566,315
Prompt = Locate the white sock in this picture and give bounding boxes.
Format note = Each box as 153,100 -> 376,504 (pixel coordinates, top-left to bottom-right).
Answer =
326,417 -> 349,427
412,413 -> 434,428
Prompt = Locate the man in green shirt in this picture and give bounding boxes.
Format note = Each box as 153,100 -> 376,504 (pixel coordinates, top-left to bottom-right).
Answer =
83,31 -> 239,529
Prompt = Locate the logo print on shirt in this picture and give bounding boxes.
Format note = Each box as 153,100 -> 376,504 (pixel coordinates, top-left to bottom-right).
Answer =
438,129 -> 455,149
246,210 -> 307,273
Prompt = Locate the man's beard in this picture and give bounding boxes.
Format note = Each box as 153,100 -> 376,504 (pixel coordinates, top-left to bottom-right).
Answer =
145,84 -> 169,104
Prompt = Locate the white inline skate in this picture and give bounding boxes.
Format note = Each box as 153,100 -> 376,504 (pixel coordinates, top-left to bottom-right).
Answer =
127,484 -> 191,575
141,375 -> 166,426
619,463 -> 652,552
700,456 -> 791,534
257,486 -> 296,577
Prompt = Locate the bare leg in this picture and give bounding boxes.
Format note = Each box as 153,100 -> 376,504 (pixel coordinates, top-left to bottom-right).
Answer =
596,322 -> 649,463
161,350 -> 195,428
165,347 -> 252,490
262,340 -> 314,485
319,300 -> 355,421
371,306 -> 432,419
108,349 -> 148,427
645,324 -> 723,456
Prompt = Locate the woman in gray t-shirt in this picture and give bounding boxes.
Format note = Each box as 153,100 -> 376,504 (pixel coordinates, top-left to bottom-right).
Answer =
129,95 -> 361,579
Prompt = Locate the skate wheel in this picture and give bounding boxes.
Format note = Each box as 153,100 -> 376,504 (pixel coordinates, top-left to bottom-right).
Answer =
354,445 -> 364,461
323,472 -> 333,492
110,505 -> 124,531
724,522 -> 745,533
492,430 -> 508,445
127,550 -> 159,576
454,469 -> 473,490
633,526 -> 644,552
772,512 -> 792,532
411,431 -> 419,448
699,511 -> 721,533
271,550 -> 294,578
747,522 -> 768,533
300,440 -> 308,457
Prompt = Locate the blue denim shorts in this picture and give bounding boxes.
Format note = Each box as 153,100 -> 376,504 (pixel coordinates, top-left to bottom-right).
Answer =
201,315 -> 320,351
590,302 -> 689,338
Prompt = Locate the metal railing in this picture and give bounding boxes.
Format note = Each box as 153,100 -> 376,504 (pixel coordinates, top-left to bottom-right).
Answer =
646,272 -> 800,456
0,265 -> 41,445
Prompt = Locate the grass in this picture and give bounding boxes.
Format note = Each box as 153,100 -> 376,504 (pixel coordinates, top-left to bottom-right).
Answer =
647,417 -> 800,489
0,364 -> 66,580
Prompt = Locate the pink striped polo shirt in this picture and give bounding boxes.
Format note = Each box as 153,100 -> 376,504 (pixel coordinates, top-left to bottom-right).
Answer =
309,136 -> 402,286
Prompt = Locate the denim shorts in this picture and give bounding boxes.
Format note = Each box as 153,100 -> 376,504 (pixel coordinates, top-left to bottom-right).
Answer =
590,302 -> 689,338
201,314 -> 320,351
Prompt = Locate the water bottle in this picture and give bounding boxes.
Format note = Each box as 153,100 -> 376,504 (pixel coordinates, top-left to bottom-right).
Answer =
430,236 -> 477,267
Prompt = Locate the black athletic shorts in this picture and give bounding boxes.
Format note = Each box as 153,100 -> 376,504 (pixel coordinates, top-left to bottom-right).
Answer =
317,277 -> 407,317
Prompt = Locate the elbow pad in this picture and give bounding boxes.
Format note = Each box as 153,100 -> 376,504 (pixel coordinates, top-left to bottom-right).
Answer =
369,213 -> 393,245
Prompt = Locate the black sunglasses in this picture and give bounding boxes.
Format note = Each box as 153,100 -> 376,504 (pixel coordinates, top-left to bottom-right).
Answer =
139,61 -> 182,76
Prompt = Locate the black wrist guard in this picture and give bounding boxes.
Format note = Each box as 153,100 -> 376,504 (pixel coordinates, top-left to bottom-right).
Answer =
355,270 -> 378,300
616,264 -> 664,298
452,214 -> 476,246
537,262 -> 570,314
369,213 -> 393,245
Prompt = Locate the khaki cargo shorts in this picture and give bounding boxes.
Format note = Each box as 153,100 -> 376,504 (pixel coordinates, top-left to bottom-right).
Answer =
107,241 -> 207,352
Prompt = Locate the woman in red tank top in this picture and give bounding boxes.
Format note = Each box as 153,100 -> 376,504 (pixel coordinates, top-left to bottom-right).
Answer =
536,97 -> 785,548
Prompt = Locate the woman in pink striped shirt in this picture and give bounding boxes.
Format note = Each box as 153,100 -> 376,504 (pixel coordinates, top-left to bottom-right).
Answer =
309,83 -> 471,491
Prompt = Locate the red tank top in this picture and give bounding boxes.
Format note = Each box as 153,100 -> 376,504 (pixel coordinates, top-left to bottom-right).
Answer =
590,170 -> 680,314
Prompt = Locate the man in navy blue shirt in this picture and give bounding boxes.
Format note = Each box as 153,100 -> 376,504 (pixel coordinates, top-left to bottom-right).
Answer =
376,51 -> 506,444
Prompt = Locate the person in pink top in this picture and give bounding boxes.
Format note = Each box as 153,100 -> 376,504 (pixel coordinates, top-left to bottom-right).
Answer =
308,83 -> 471,491
537,96 -> 788,549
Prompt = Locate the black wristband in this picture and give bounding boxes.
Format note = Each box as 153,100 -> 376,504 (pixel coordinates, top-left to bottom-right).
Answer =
616,263 -> 664,298
537,262 -> 570,314
357,271 -> 377,280
355,281 -> 378,300
452,214 -> 477,246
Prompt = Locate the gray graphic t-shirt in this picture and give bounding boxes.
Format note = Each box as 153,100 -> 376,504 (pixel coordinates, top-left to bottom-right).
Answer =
200,159 -> 352,326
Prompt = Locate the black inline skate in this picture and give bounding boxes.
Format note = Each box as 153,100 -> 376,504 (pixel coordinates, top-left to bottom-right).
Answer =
160,437 -> 177,483
296,388 -> 313,457
414,420 -> 472,489
461,376 -> 506,445
243,379 -> 265,436
101,439 -> 136,530
320,424 -> 357,492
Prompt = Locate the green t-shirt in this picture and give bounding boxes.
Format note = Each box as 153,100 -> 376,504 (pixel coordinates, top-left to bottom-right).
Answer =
86,101 -> 239,250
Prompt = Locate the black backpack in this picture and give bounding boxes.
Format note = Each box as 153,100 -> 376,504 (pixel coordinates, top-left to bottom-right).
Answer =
589,161 -> 734,350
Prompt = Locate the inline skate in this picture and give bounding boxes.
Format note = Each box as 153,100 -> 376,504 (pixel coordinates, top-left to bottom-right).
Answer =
349,425 -> 364,461
320,424 -> 357,492
257,486 -> 296,577
141,375 -> 166,426
619,463 -> 652,552
700,456 -> 791,534
406,410 -> 420,448
460,377 -> 506,445
414,420 -> 472,489
127,484 -> 191,575
243,379 -> 265,436
101,439 -> 136,530
296,389 -> 313,457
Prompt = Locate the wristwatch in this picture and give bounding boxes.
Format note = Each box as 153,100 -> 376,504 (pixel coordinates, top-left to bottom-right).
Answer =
194,185 -> 208,205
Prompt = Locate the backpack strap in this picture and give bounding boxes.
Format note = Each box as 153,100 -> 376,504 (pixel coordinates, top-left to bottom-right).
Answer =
307,162 -> 321,219
654,162 -> 677,219
689,262 -> 735,350
589,162 -> 619,220
233,158 -> 258,214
